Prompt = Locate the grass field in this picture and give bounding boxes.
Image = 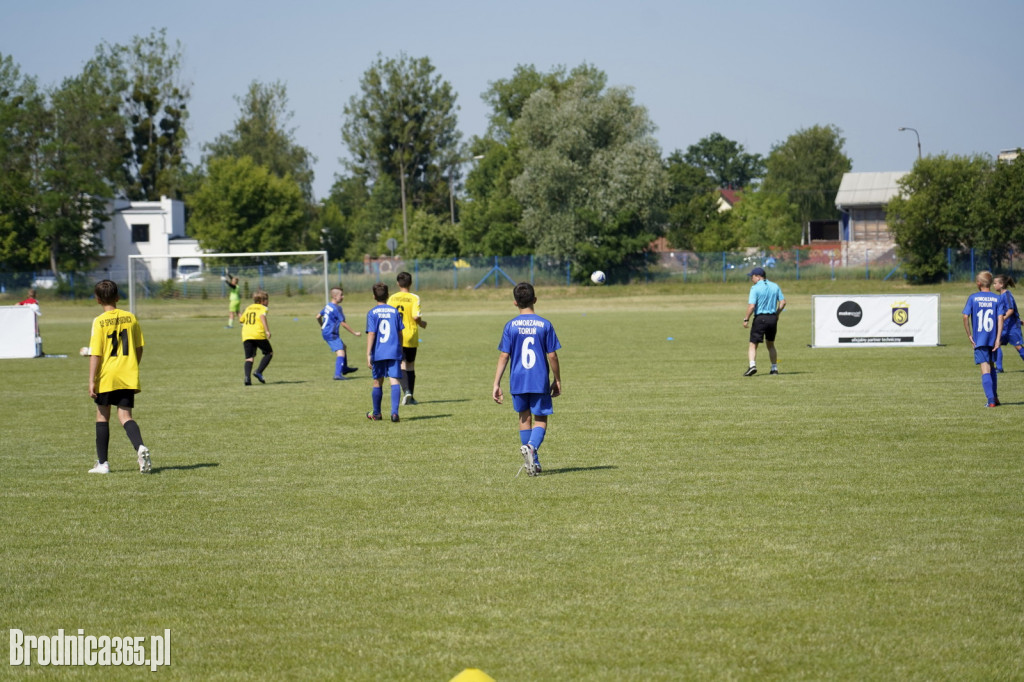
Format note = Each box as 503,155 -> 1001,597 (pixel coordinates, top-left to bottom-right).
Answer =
2,281 -> 1022,680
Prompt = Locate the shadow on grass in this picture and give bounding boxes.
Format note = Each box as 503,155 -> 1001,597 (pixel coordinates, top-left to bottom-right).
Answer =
541,465 -> 617,476
415,399 -> 471,405
150,463 -> 220,474
401,414 -> 453,422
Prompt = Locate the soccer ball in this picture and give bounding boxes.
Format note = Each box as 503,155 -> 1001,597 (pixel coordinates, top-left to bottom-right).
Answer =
590,270 -> 606,285
79,347 -> 90,356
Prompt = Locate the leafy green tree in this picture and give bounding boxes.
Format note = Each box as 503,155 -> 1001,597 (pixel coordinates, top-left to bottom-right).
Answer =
188,156 -> 307,254
458,142 -> 528,256
205,80 -> 315,200
990,153 -> 1024,251
761,124 -> 851,227
341,53 -> 461,246
664,149 -> 724,250
887,154 -> 991,282
92,28 -> 190,200
0,54 -> 45,270
35,65 -> 127,275
400,209 -> 461,260
727,189 -> 801,249
322,173 -> 402,261
683,132 -> 764,189
482,63 -> 606,142
510,70 -> 667,277
459,64 -> 609,256
0,53 -> 125,275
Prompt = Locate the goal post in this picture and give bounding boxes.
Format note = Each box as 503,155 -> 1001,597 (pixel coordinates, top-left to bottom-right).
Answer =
127,251 -> 329,316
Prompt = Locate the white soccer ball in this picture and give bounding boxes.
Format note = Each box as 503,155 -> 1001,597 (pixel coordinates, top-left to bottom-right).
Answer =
79,346 -> 90,356
590,270 -> 606,285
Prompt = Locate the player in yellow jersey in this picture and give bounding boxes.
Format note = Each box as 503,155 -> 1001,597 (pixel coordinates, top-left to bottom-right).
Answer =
387,271 -> 428,404
241,290 -> 273,385
87,280 -> 151,474
225,274 -> 241,328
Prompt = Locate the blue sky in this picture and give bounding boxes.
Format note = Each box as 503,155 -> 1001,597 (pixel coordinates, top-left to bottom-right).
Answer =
3,0 -> 1022,199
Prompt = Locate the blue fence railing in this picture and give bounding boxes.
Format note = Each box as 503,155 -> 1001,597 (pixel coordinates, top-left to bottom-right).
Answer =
2,248 -> 1020,300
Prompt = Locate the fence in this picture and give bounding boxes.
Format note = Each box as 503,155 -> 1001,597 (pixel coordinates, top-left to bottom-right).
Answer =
3,248 -> 1022,301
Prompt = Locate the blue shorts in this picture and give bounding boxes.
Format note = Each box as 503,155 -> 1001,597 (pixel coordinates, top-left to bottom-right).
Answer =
974,347 -> 997,365
1001,325 -> 1024,348
511,392 -> 553,416
371,359 -> 401,380
324,336 -> 345,353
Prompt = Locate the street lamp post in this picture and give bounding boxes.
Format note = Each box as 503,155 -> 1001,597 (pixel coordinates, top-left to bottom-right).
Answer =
449,155 -> 485,224
898,127 -> 922,160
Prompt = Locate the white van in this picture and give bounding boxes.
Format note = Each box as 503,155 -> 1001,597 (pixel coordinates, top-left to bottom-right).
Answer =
175,258 -> 203,281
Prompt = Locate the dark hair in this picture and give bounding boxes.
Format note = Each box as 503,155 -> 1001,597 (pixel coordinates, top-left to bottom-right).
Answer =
995,274 -> 1017,289
396,271 -> 412,288
513,282 -> 536,309
372,282 -> 390,302
254,289 -> 269,304
94,279 -> 118,305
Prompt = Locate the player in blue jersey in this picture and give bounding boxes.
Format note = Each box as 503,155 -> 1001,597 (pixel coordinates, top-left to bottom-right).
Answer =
993,274 -> 1024,373
492,282 -> 562,476
365,282 -> 404,422
962,271 -> 1004,407
316,287 -> 361,380
742,266 -> 786,376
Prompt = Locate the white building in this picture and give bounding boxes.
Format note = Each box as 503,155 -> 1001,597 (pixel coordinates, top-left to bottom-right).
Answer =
94,196 -> 203,280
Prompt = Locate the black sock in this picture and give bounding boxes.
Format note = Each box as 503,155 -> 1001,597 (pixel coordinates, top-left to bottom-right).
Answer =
95,422 -> 110,464
245,359 -> 253,381
123,420 -> 143,451
408,370 -> 416,396
257,353 -> 272,374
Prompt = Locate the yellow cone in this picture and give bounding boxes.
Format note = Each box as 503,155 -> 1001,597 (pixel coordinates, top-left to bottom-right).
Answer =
450,668 -> 496,682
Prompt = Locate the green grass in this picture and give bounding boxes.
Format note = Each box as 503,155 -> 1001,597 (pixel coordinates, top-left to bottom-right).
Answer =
2,281 -> 1022,680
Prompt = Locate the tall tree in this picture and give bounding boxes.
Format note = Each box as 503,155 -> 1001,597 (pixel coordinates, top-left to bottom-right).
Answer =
188,156 -> 307,254
460,64 -> 606,257
683,132 -> 765,189
727,188 -> 801,250
205,80 -> 315,200
35,65 -> 127,275
341,53 -> 461,246
0,53 -> 126,275
93,28 -> 191,200
887,154 -> 993,282
761,124 -> 851,227
0,54 -> 44,270
510,70 -> 667,277
664,149 -> 723,250
990,153 -> 1024,251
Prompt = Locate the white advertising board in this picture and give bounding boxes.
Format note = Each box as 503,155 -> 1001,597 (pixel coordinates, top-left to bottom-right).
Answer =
0,306 -> 39,358
812,294 -> 940,348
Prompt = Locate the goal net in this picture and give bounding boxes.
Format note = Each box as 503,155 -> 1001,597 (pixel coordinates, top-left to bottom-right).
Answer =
127,251 -> 329,317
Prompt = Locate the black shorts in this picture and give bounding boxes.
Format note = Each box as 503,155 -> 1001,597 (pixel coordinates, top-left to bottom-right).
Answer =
749,314 -> 779,344
243,339 -> 273,358
95,389 -> 136,408
402,346 -> 418,363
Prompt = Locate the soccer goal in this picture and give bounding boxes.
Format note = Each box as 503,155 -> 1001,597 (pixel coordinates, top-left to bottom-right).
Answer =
127,251 -> 329,316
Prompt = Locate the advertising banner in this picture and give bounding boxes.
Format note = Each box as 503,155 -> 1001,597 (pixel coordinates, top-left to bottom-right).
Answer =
811,294 -> 940,348
0,306 -> 39,358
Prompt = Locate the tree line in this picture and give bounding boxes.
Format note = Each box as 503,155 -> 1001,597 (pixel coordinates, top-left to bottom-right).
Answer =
1,30 -> 1020,283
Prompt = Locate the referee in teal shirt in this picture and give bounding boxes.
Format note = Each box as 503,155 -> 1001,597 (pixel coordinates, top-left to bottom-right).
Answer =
742,267 -> 786,376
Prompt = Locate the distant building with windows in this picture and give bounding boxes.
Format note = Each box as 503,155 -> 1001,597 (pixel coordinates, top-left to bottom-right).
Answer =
834,171 -> 906,243
93,196 -> 202,280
